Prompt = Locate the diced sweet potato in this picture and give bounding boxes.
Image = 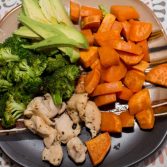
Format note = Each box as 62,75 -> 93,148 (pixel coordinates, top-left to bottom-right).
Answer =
90,58 -> 102,71
113,40 -> 143,55
102,61 -> 127,82
80,47 -> 98,68
123,70 -> 145,92
86,132 -> 111,166
98,14 -> 116,33
119,111 -> 134,128
132,60 -> 149,72
129,20 -> 152,42
137,40 -> 150,62
136,107 -> 155,129
92,81 -> 123,96
119,51 -> 144,66
101,112 -> 122,133
81,15 -> 101,31
94,30 -> 120,46
117,86 -> 133,101
110,21 -> 123,34
81,29 -> 94,46
85,69 -> 101,94
70,1 -> 80,23
128,89 -> 151,115
94,94 -> 116,107
110,6 -> 139,21
98,47 -> 120,67
121,21 -> 131,40
146,63 -> 167,87
80,5 -> 102,19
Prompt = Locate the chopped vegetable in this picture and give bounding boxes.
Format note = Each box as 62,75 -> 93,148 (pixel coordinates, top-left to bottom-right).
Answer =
110,21 -> 123,34
98,47 -> 120,67
146,63 -> 167,87
117,86 -> 133,101
98,4 -> 109,17
92,81 -> 123,97
128,89 -> 151,115
110,5 -> 139,21
135,107 -> 155,129
70,1 -> 80,23
123,70 -> 145,93
132,60 -> 149,72
121,21 -> 131,40
94,94 -> 116,107
84,69 -> 101,94
120,111 -> 134,128
86,132 -> 111,166
129,20 -> 152,42
81,29 -> 94,46
101,112 -> 122,133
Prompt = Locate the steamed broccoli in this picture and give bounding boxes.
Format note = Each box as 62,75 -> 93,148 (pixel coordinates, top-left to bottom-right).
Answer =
46,54 -> 69,73
0,79 -> 13,92
44,64 -> 80,105
1,94 -> 26,128
0,47 -> 20,65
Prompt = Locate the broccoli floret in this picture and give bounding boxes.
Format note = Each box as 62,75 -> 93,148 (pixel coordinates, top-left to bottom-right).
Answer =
0,47 -> 20,65
2,35 -> 32,59
44,64 -> 80,105
46,54 -> 69,73
53,65 -> 80,81
13,59 -> 36,82
0,79 -> 13,92
1,94 -> 26,128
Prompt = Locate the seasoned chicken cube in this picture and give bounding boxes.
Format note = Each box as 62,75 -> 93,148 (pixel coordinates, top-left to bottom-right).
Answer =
42,142 -> 63,166
75,75 -> 86,94
67,93 -> 88,119
67,137 -> 87,163
54,113 -> 81,144
67,109 -> 80,124
84,101 -> 101,138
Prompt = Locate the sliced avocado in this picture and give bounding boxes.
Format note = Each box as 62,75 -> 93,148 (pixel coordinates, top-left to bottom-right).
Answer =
39,0 -> 57,24
14,26 -> 41,39
22,0 -> 50,23
49,0 -> 73,26
19,14 -> 88,49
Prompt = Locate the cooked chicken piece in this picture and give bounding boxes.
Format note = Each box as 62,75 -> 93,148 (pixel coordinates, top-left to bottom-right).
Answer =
43,93 -> 59,118
54,113 -> 81,144
57,102 -> 66,115
24,115 -> 55,138
42,142 -> 63,166
67,109 -> 80,124
67,93 -> 88,120
67,137 -> 87,163
84,101 -> 101,138
75,75 -> 86,94
44,129 -> 60,148
24,97 -> 54,126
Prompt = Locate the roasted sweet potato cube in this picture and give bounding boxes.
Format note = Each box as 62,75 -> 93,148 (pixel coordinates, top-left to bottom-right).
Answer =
101,112 -> 122,133
119,111 -> 134,128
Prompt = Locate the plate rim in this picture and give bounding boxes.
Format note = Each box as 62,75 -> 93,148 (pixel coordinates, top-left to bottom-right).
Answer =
0,1 -> 167,167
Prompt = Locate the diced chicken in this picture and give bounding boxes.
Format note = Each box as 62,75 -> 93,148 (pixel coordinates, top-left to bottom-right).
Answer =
24,96 -> 54,126
67,137 -> 87,163
75,75 -> 86,94
54,113 -> 81,144
67,109 -> 80,123
24,115 -> 52,136
44,129 -> 60,148
84,101 -> 101,138
42,142 -> 63,166
67,93 -> 88,120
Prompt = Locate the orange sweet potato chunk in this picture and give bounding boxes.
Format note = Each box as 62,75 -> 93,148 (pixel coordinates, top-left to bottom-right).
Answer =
86,132 -> 111,166
80,46 -> 98,68
132,60 -> 149,72
117,86 -> 133,101
146,63 -> 167,87
101,112 -> 122,133
136,107 -> 155,129
70,1 -> 80,23
81,29 -> 94,46
119,111 -> 134,128
123,70 -> 145,93
128,89 -> 151,115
